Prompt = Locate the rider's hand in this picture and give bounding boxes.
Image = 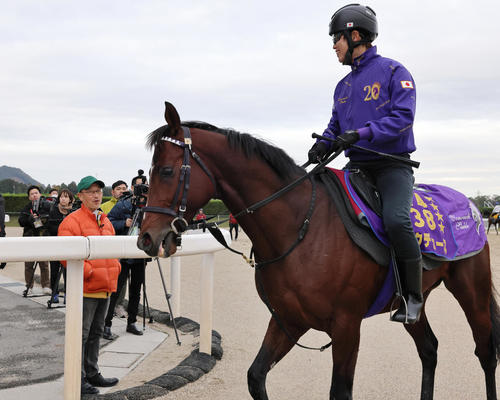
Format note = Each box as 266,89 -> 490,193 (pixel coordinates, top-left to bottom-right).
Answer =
125,218 -> 133,227
333,130 -> 360,150
308,141 -> 329,163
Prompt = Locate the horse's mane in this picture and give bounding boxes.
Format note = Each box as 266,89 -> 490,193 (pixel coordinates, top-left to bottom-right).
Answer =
147,121 -> 303,180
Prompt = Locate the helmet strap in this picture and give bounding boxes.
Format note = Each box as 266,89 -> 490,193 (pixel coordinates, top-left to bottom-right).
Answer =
342,30 -> 371,66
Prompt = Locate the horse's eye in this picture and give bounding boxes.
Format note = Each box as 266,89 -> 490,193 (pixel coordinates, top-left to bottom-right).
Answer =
160,166 -> 174,178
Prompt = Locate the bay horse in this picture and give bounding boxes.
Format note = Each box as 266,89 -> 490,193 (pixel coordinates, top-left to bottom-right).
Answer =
138,102 -> 500,400
488,214 -> 499,235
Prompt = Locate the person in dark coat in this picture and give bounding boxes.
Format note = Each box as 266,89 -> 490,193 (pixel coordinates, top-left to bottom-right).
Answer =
46,189 -> 75,302
0,194 -> 6,269
103,173 -> 148,339
18,185 -> 52,294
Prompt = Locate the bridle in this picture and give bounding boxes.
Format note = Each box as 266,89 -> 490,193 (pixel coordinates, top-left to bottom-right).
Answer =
142,126 -> 217,235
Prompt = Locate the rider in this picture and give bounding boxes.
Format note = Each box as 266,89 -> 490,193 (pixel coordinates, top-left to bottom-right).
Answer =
492,202 -> 500,218
308,4 -> 423,324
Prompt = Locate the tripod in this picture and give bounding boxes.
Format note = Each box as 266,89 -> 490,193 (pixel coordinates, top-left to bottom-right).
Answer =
156,257 -> 181,346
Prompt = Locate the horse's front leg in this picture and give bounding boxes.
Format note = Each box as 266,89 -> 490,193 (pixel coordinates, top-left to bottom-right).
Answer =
248,317 -> 307,400
330,317 -> 362,400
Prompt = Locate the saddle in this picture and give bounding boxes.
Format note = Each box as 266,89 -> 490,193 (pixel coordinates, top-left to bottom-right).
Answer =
318,168 -> 487,268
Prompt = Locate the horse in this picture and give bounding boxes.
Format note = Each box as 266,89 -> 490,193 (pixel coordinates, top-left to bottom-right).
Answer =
488,213 -> 500,235
138,102 -> 500,400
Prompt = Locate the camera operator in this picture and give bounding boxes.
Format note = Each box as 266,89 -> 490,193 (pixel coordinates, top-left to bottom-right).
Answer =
18,185 -> 52,295
103,170 -> 149,338
101,180 -> 127,214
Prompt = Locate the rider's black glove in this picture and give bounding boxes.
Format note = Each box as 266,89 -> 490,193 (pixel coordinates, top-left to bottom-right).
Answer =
308,141 -> 329,163
332,130 -> 360,151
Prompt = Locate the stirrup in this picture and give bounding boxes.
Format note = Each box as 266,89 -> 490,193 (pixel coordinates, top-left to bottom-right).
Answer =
389,295 -> 409,324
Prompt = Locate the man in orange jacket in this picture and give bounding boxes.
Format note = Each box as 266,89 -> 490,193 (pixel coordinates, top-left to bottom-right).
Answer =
58,176 -> 121,395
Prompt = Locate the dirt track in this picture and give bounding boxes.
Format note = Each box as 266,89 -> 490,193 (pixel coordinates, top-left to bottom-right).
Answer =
2,228 -> 499,399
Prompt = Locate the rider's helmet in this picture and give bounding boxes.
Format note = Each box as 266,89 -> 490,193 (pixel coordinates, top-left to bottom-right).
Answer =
329,4 -> 378,65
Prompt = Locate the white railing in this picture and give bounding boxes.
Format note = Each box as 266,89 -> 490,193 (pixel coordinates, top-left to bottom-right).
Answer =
0,231 -> 230,400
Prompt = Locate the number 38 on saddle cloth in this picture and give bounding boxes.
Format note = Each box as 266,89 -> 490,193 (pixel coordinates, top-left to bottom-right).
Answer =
328,168 -> 487,261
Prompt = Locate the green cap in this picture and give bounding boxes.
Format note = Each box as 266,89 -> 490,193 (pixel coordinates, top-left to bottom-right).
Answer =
77,176 -> 105,193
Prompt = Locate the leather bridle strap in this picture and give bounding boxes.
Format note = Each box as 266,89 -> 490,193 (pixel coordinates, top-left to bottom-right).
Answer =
142,126 -> 217,234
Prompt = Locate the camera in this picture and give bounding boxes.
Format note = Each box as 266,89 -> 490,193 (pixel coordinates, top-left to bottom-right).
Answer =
32,198 -> 51,228
133,183 -> 149,197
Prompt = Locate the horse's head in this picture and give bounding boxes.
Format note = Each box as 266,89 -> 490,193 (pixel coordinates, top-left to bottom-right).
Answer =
137,102 -> 217,257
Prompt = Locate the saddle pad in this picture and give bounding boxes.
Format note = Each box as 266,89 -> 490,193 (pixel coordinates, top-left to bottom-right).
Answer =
334,168 -> 487,260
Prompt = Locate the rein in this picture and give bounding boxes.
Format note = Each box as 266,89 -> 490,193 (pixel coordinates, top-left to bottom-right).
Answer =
144,127 -> 342,352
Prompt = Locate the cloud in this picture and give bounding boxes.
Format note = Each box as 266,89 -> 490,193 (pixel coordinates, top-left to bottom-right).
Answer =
1,0 -> 499,197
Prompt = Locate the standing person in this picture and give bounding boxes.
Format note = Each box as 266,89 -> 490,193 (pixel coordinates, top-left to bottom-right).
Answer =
101,180 -> 128,214
103,172 -> 148,339
101,179 -> 129,318
308,4 -> 422,324
46,189 -> 59,204
229,213 -> 239,241
18,185 -> 52,295
195,208 -> 206,222
58,176 -> 121,395
47,189 -> 75,303
0,193 -> 5,269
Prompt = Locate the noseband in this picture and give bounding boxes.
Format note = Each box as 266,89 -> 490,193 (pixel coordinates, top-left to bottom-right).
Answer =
142,127 -> 217,234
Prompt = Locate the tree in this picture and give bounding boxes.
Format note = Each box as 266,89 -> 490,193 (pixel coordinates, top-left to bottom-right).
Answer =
68,181 -> 77,194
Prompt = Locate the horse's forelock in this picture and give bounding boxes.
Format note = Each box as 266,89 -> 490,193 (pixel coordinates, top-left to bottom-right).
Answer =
146,125 -> 170,151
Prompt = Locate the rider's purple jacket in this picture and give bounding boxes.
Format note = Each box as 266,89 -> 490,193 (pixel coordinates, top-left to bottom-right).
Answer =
321,46 -> 416,161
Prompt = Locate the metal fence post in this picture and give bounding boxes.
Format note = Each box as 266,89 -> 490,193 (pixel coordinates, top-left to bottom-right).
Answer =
64,259 -> 84,400
170,257 -> 181,318
199,253 -> 214,354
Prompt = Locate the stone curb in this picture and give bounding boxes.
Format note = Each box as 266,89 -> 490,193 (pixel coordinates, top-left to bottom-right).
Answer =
84,303 -> 223,399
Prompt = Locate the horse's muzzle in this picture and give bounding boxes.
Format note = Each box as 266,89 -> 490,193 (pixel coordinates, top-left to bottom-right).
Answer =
137,228 -> 179,258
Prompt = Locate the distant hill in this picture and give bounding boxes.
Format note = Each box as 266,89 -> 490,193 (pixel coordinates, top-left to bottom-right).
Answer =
0,165 -> 42,186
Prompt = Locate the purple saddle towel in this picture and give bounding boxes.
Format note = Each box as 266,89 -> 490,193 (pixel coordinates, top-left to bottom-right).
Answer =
345,175 -> 487,260
340,173 -> 488,318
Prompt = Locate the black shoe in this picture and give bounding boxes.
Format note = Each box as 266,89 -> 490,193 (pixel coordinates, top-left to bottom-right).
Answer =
81,380 -> 99,394
391,293 -> 423,324
102,326 -> 113,340
391,257 -> 423,324
126,323 -> 144,335
87,373 -> 119,387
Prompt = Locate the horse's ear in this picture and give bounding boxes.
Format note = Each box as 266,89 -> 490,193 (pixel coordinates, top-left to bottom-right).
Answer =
164,101 -> 181,137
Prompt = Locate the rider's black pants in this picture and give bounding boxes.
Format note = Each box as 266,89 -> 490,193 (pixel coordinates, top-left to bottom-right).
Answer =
347,157 -> 421,261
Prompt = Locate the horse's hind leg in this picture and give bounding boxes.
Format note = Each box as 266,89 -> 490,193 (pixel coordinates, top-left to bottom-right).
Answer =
247,318 -> 307,400
403,306 -> 438,400
444,251 -> 498,400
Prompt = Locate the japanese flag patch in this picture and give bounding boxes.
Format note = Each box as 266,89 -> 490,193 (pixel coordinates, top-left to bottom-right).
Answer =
401,80 -> 414,89
346,22 -> 354,28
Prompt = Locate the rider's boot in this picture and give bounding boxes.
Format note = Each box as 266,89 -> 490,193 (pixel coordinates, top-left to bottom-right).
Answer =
391,257 -> 423,324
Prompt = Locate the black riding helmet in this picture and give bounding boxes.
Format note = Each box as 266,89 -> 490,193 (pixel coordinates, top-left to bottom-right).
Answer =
329,4 -> 378,65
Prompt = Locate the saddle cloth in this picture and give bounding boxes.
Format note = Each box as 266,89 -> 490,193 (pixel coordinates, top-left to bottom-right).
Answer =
328,168 -> 487,261
319,168 -> 488,318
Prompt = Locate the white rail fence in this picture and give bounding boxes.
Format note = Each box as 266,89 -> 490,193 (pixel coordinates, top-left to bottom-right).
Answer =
0,231 -> 230,400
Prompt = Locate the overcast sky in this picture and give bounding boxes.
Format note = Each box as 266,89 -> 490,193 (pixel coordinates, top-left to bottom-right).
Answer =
1,0 -> 499,197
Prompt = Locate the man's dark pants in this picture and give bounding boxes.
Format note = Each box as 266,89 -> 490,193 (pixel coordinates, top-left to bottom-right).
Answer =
105,260 -> 145,327
82,297 -> 110,380
348,159 -> 421,261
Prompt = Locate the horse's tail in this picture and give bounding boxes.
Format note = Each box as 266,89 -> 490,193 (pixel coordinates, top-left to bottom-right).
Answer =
490,283 -> 500,363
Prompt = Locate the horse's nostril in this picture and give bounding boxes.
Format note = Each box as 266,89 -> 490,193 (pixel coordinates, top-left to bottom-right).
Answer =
139,232 -> 152,250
